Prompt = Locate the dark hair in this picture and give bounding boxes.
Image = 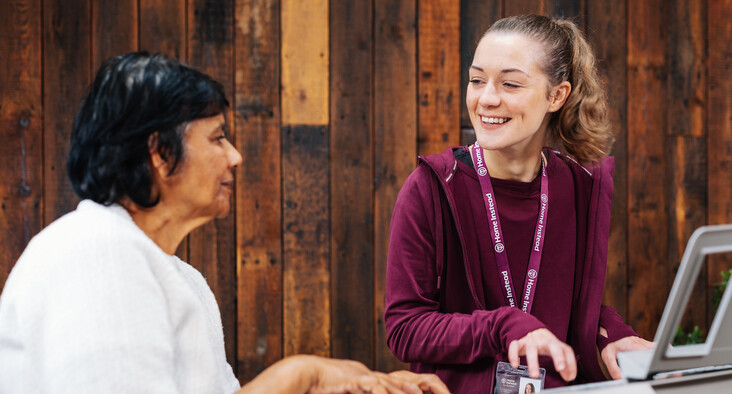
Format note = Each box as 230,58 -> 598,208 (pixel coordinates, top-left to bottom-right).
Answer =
67,52 -> 228,207
485,14 -> 613,163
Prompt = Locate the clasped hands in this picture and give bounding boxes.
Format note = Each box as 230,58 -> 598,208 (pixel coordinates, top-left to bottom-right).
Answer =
508,328 -> 653,382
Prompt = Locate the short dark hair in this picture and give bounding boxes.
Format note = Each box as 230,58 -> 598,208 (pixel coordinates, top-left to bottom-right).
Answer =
67,52 -> 228,208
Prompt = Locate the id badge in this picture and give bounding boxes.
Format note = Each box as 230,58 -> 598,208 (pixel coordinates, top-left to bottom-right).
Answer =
494,361 -> 545,393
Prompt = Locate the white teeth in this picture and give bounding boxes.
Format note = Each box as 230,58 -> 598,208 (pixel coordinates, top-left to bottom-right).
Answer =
481,116 -> 509,124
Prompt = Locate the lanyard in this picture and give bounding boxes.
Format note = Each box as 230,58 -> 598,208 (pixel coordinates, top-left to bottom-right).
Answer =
470,143 -> 549,313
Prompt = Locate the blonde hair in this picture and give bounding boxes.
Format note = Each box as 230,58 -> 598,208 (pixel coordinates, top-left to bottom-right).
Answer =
485,14 -> 614,163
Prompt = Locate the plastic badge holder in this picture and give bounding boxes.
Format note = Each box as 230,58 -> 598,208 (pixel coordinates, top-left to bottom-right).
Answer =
494,361 -> 546,393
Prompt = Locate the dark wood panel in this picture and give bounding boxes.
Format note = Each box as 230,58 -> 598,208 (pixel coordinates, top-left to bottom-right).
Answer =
460,0 -> 501,129
282,125 -> 330,357
234,0 -> 283,383
42,0 -> 88,225
417,0 -> 461,156
140,0 -> 186,59
92,0 -> 137,71
587,0 -> 628,319
330,0 -> 374,367
373,0 -> 415,372
668,136 -> 708,332
546,0 -> 584,27
706,0 -> 732,326
627,0 -> 669,340
667,0 -> 708,334
503,0 -> 543,17
0,0 -> 43,288
187,0 -> 238,372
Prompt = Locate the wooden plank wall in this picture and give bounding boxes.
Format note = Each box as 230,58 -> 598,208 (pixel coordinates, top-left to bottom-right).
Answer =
0,0 -> 730,384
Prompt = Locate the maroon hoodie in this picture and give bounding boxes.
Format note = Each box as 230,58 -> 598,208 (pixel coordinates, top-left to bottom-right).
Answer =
385,147 -> 637,393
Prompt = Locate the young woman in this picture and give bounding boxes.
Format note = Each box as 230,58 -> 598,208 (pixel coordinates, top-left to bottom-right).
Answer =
385,14 -> 652,393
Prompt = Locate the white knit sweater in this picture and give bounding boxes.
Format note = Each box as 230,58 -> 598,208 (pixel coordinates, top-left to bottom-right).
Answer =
0,200 -> 241,394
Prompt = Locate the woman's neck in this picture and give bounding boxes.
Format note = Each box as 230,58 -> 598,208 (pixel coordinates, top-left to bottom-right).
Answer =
121,199 -> 197,255
474,145 -> 544,182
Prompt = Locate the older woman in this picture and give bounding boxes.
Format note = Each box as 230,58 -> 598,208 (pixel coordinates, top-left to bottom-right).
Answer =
0,52 -> 448,394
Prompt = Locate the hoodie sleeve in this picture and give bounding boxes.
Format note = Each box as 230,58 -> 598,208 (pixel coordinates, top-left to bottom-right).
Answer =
384,165 -> 545,364
596,305 -> 640,352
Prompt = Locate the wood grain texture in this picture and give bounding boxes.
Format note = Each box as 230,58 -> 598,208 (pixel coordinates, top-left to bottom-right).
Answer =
460,0 -> 501,130
587,0 -> 628,319
418,0 -> 461,156
140,0 -> 187,59
42,0 -> 88,225
373,0 -> 415,372
545,0 -> 584,26
281,0 -> 328,126
706,0 -> 732,326
0,0 -> 42,288
502,0 -> 543,17
92,0 -> 138,71
329,0 -> 374,367
234,0 -> 282,383
187,0 -> 239,373
627,0 -> 669,339
667,0 -> 707,333
282,125 -> 330,357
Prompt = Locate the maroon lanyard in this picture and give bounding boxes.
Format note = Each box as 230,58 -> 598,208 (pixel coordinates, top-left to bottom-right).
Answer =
470,143 -> 549,313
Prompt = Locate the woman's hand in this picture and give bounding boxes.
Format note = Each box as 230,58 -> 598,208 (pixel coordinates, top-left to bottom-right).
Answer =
508,328 -> 577,382
240,355 -> 449,394
600,336 -> 654,380
308,357 -> 449,394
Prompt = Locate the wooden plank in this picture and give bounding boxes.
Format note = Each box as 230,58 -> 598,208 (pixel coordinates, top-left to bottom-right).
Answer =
706,0 -> 732,326
460,0 -> 501,132
329,0 -> 374,367
587,0 -> 628,320
0,0 -> 42,289
281,0 -> 328,126
139,0 -> 188,261
667,0 -> 707,335
418,0 -> 461,156
92,0 -> 138,71
140,0 -> 187,59
233,0 -> 282,383
281,0 -> 329,357
627,0 -> 669,340
282,125 -> 330,357
42,0 -> 89,225
373,0 -> 415,372
187,0 -> 238,372
546,0 -> 584,27
502,0 -> 543,17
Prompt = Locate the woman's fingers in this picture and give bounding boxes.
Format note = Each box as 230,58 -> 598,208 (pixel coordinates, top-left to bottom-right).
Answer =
507,328 -> 577,382
525,340 -> 540,378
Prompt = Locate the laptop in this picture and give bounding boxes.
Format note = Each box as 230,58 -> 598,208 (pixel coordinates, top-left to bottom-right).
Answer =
546,224 -> 732,392
616,224 -> 732,380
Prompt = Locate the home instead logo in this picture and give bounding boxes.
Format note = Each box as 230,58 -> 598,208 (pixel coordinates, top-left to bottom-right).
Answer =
486,192 -> 503,253
501,270 -> 515,307
522,269 -> 538,311
533,194 -> 548,252
475,147 -> 487,176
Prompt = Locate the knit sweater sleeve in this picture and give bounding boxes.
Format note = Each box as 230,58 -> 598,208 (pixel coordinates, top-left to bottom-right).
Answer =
384,165 -> 545,365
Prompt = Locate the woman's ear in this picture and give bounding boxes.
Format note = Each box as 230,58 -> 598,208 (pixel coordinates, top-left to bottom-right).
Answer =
148,132 -> 169,179
548,81 -> 572,113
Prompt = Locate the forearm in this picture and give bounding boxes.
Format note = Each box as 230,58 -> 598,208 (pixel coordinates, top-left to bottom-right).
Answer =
238,355 -> 317,394
387,306 -> 545,364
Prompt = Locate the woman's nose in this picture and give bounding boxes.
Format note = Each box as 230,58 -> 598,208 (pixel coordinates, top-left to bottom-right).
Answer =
227,141 -> 243,168
479,85 -> 500,107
